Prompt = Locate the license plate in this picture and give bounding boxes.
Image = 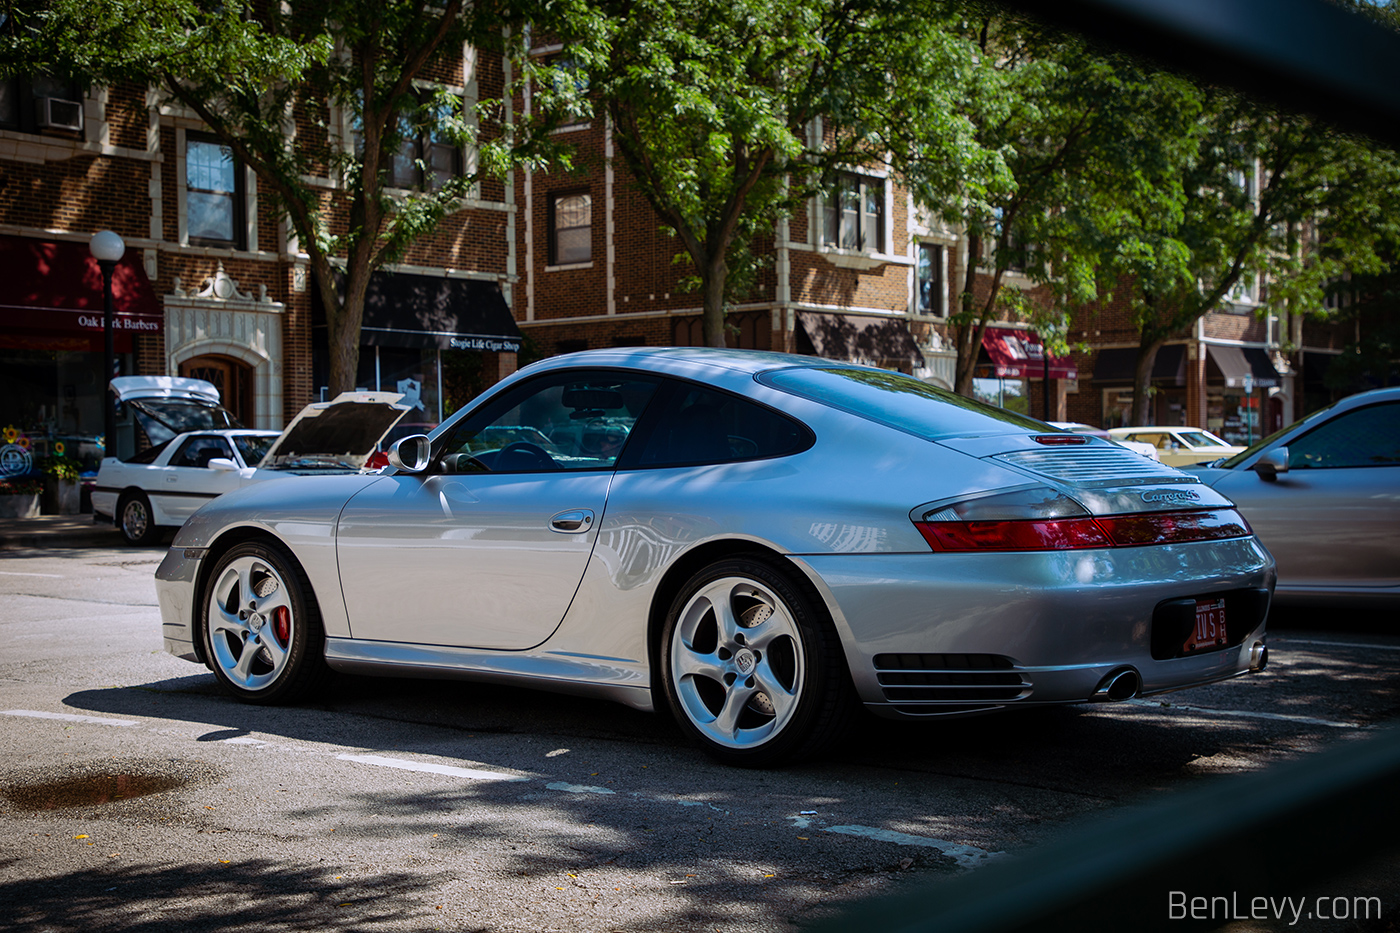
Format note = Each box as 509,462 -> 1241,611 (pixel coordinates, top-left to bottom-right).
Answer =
1184,598 -> 1228,654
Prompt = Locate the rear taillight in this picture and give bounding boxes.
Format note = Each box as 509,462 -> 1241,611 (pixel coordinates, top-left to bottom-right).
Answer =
913,487 -> 1251,552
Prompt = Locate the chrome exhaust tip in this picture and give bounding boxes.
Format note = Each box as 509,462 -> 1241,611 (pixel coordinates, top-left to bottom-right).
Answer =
1091,668 -> 1141,702
1250,641 -> 1269,672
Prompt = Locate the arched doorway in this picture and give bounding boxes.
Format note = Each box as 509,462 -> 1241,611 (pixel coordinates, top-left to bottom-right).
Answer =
180,355 -> 254,426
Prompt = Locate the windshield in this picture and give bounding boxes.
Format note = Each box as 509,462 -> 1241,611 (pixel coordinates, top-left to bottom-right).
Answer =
127,399 -> 241,447
760,366 -> 1048,439
233,434 -> 277,466
1176,430 -> 1231,449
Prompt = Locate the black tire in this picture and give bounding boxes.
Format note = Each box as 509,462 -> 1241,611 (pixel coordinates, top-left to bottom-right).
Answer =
200,541 -> 329,704
659,557 -> 856,767
116,491 -> 160,545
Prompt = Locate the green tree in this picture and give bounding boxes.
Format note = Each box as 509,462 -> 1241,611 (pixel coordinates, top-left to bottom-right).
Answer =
936,13 -> 1204,397
3,0 -> 573,395
558,0 -> 995,349
1099,90 -> 1400,423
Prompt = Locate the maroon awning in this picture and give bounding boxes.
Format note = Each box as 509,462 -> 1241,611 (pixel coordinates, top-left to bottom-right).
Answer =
982,326 -> 1076,379
0,235 -> 162,351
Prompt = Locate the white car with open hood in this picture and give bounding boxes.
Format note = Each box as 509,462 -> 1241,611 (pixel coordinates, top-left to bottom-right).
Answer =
93,378 -> 410,544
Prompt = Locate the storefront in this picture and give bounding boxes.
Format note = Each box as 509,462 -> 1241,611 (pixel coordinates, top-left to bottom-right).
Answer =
0,235 -> 161,477
1203,344 -> 1282,446
974,326 -> 1076,418
313,269 -> 524,428
1093,345 -> 1187,428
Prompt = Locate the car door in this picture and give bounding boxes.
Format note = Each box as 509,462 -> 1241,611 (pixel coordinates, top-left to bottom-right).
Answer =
335,369 -> 660,650
155,435 -> 244,523
1213,400 -> 1400,592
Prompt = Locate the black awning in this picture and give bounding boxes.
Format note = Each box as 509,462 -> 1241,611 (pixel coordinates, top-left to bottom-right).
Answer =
333,270 -> 522,352
1207,345 -> 1280,388
1092,345 -> 1185,384
795,311 -> 923,366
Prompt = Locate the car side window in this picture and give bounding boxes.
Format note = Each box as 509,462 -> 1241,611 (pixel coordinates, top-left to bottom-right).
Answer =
169,436 -> 233,469
436,371 -> 659,473
1286,402 -> 1400,469
634,383 -> 811,467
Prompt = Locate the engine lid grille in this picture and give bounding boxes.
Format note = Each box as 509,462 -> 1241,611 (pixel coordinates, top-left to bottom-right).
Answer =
993,447 -> 1186,486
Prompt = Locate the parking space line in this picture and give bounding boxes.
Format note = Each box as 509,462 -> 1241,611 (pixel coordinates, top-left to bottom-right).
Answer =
2,709 -> 137,726
336,753 -> 529,782
822,825 -> 1000,868
1126,700 -> 1359,729
0,570 -> 64,578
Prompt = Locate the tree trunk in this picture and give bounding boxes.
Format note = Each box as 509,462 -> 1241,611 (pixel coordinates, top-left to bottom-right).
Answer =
702,254 -> 728,348
953,234 -> 985,397
1131,338 -> 1164,425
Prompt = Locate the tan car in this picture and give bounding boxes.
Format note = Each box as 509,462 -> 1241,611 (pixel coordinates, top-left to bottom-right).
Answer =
1108,426 -> 1244,467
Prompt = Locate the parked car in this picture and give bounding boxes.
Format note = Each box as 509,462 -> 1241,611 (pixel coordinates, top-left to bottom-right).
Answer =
155,348 -> 1273,766
1185,387 -> 1400,608
95,387 -> 411,544
1049,422 -> 1160,461
1107,426 -> 1245,467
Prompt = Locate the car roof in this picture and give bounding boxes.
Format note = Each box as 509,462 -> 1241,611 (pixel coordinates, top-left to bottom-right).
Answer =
519,346 -> 840,379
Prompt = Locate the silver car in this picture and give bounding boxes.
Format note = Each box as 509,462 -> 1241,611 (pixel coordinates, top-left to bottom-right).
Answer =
1187,386 -> 1400,608
155,348 -> 1274,765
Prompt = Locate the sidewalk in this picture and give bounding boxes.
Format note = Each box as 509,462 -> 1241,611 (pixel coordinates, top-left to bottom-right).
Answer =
0,514 -> 128,550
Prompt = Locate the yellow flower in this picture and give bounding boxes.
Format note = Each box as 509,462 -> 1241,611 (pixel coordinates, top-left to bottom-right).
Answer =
54,442 -> 66,455
1,426 -> 16,444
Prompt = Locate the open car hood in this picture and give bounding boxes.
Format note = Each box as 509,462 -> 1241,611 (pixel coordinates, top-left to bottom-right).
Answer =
257,391 -> 411,471
110,376 -> 242,446
110,375 -> 222,404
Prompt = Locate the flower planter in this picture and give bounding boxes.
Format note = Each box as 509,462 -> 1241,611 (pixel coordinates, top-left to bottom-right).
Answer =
42,477 -> 81,515
0,493 -> 41,519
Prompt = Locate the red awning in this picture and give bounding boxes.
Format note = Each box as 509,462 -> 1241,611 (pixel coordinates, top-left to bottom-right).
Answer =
0,235 -> 162,351
982,326 -> 1077,379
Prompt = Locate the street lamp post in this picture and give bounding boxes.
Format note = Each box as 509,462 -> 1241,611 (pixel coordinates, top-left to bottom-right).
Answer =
88,230 -> 126,455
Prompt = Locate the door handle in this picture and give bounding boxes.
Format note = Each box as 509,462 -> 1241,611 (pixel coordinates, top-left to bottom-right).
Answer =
550,509 -> 595,533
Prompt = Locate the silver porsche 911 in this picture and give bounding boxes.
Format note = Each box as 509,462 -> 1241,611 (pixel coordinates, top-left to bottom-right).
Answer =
155,348 -> 1274,765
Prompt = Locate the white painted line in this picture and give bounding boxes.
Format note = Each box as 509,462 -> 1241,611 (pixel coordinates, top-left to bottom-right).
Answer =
0,570 -> 64,577
222,737 -> 267,746
1273,638 -> 1400,652
337,754 -> 528,782
2,709 -> 137,727
823,825 -> 1000,869
546,781 -> 615,795
1125,700 -> 1359,729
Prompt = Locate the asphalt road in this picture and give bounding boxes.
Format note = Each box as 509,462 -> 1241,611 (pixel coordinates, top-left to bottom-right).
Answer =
1,543 -> 1397,932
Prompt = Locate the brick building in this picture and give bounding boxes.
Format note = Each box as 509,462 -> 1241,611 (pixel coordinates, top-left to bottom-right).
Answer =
4,49 -> 1363,485
1,48 -> 521,474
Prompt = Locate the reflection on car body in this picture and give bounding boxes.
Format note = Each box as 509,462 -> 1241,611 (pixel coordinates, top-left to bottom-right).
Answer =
155,348 -> 1274,766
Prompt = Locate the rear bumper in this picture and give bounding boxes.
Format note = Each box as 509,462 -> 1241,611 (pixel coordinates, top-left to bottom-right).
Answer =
792,536 -> 1275,717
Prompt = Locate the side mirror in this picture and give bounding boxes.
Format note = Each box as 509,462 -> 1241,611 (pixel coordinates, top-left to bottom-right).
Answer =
1253,447 -> 1289,480
387,435 -> 431,473
208,457 -> 238,472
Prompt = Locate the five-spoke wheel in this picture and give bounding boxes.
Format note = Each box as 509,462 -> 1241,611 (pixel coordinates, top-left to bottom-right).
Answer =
202,542 -> 327,703
661,557 -> 853,766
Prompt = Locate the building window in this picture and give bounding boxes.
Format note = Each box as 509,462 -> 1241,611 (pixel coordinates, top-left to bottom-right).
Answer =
917,244 -> 944,315
1,75 -> 83,134
350,92 -> 463,191
390,97 -> 462,190
186,135 -> 245,249
822,172 -> 884,252
549,191 -> 591,265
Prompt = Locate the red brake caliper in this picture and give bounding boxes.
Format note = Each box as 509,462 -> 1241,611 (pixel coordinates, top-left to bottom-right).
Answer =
272,606 -> 291,646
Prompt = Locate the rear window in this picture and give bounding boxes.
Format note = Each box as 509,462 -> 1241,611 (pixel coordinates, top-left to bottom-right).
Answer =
760,366 -> 1046,439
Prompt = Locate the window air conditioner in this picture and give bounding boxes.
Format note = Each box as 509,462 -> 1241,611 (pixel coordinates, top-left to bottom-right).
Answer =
36,97 -> 83,131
